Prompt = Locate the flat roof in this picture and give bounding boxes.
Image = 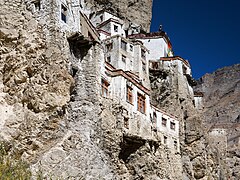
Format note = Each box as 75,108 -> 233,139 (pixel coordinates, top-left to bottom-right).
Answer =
160,56 -> 190,67
128,31 -> 172,48
105,62 -> 150,95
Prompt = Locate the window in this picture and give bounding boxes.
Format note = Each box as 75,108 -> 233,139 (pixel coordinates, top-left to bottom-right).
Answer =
142,61 -> 146,72
162,117 -> 167,127
137,93 -> 145,113
174,140 -> 178,150
129,45 -> 133,51
122,55 -> 126,63
106,43 -> 113,51
163,136 -> 167,144
153,112 -> 157,124
114,25 -> 118,32
101,79 -> 109,97
107,56 -> 111,63
170,122 -> 176,130
100,15 -> 103,22
141,49 -> 146,60
61,5 -> 67,23
124,117 -> 129,129
34,0 -> 40,11
126,86 -> 133,104
121,40 -> 127,51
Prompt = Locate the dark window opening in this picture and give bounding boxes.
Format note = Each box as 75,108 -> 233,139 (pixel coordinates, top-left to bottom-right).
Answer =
114,25 -> 118,32
174,141 -> 178,150
153,112 -> 157,124
71,67 -> 78,78
164,136 -> 167,144
170,122 -> 175,130
141,49 -> 146,59
34,1 -> 40,10
106,43 -> 113,51
100,15 -> 103,22
107,56 -> 111,63
124,117 -> 129,129
61,5 -> 67,23
122,55 -> 126,63
142,61 -> 146,72
162,117 -> 167,127
129,45 -> 133,51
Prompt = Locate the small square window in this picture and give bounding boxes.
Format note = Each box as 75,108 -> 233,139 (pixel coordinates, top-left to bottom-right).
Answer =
107,56 -> 111,63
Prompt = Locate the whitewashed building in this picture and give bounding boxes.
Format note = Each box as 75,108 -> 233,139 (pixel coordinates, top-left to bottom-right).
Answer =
128,31 -> 174,59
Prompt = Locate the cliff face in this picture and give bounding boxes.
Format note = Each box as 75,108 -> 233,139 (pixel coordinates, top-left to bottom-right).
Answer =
85,0 -> 153,32
149,64 -> 224,179
195,64 -> 240,125
1,0 -> 239,179
194,64 -> 240,179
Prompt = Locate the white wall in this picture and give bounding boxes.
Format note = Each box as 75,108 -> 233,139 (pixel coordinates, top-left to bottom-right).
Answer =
194,96 -> 203,110
138,38 -> 169,60
57,0 -> 81,34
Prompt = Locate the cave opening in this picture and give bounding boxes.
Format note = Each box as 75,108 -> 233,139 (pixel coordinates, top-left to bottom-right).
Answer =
119,136 -> 145,163
67,33 -> 93,60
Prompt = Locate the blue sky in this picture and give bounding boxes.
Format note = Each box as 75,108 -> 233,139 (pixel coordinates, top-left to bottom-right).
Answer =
150,0 -> 240,79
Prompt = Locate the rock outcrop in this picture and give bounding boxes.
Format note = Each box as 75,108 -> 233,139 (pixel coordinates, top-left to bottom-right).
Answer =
194,64 -> 240,180
0,0 -> 239,179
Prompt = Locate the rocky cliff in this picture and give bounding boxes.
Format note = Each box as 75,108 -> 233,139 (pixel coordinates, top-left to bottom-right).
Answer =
85,0 -> 153,32
0,0 -> 239,179
195,64 -> 240,125
194,64 -> 240,179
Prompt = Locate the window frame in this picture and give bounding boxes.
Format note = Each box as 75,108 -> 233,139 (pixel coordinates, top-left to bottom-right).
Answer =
122,55 -> 126,63
61,5 -> 67,23
126,86 -> 133,104
162,117 -> 167,127
137,93 -> 146,114
170,121 -> 176,130
114,25 -> 118,32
